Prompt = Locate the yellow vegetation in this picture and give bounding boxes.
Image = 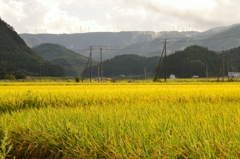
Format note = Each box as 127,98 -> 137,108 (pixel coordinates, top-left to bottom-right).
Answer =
0,82 -> 240,158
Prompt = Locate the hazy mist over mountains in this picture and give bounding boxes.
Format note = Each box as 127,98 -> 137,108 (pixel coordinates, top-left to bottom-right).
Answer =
20,23 -> 240,60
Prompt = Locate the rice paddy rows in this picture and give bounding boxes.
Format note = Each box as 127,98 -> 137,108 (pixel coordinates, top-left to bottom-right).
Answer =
1,82 -> 240,158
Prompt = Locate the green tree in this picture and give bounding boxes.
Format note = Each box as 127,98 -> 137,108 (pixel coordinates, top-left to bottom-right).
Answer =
75,76 -> 80,83
4,74 -> 15,81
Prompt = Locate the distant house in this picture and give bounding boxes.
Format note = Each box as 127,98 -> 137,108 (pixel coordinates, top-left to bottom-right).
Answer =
228,72 -> 240,78
170,74 -> 175,79
192,75 -> 199,78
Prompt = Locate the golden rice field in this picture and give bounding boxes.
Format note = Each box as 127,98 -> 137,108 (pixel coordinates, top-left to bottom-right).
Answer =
1,81 -> 240,158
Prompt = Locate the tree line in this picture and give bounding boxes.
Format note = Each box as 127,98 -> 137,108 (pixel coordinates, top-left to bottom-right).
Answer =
84,45 -> 240,79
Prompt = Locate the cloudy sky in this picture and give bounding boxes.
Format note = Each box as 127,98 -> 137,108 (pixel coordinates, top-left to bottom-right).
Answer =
0,0 -> 239,34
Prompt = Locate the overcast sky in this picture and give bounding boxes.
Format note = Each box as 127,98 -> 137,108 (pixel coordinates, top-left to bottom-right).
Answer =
0,0 -> 239,34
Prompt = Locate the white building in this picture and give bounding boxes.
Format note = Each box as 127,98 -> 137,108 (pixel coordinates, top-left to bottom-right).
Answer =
228,72 -> 240,78
192,75 -> 199,78
170,74 -> 175,79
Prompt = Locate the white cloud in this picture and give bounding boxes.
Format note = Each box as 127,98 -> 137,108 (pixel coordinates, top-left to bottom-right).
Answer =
0,0 -> 240,33
0,0 -> 27,22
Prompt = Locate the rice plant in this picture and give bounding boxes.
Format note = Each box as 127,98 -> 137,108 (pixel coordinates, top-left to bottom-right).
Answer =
0,82 -> 240,158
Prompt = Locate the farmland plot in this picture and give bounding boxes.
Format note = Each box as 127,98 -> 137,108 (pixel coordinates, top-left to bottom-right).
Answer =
1,82 -> 240,158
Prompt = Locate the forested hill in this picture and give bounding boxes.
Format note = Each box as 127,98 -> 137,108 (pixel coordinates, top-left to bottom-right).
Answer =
87,54 -> 159,78
164,46 -> 220,78
0,18 -> 65,77
156,45 -> 240,78
33,43 -> 89,77
87,46 -> 218,78
87,45 -> 240,79
224,46 -> 240,73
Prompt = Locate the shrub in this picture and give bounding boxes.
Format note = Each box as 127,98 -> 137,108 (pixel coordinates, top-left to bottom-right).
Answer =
75,76 -> 80,83
4,74 -> 16,81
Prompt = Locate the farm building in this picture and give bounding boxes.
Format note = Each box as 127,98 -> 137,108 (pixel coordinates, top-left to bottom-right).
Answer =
170,74 -> 176,79
228,72 -> 240,78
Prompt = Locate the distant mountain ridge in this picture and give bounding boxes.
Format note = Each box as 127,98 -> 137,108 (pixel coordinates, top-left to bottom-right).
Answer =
20,31 -> 162,48
20,23 -> 240,60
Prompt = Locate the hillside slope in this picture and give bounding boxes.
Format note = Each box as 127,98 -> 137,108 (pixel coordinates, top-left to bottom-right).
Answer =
86,54 -> 159,78
33,43 -> 89,76
88,46 -> 239,79
0,18 -> 65,77
165,46 -> 220,78
224,46 -> 240,73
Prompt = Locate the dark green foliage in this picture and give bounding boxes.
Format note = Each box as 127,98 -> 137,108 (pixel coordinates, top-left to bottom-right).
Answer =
75,76 -> 80,83
86,45 -> 240,79
15,72 -> 26,79
0,63 -> 27,80
86,46 -> 222,78
163,46 -> 220,78
0,18 -> 65,77
3,74 -> 15,81
33,43 -> 89,77
86,54 -> 159,78
157,45 -> 240,78
224,47 -> 240,73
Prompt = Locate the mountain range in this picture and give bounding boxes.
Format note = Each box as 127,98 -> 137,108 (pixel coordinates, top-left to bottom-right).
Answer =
20,23 -> 240,60
1,15 -> 240,79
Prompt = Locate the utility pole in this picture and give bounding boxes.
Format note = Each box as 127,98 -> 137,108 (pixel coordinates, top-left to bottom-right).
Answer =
144,66 -> 146,80
154,45 -> 165,82
82,47 -> 92,82
217,48 -> 225,82
98,61 -> 100,83
90,46 -> 92,82
100,48 -> 103,81
38,60 -> 44,81
154,39 -> 167,82
227,60 -> 229,80
206,64 -> 208,80
222,49 -> 225,82
164,39 -> 167,82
